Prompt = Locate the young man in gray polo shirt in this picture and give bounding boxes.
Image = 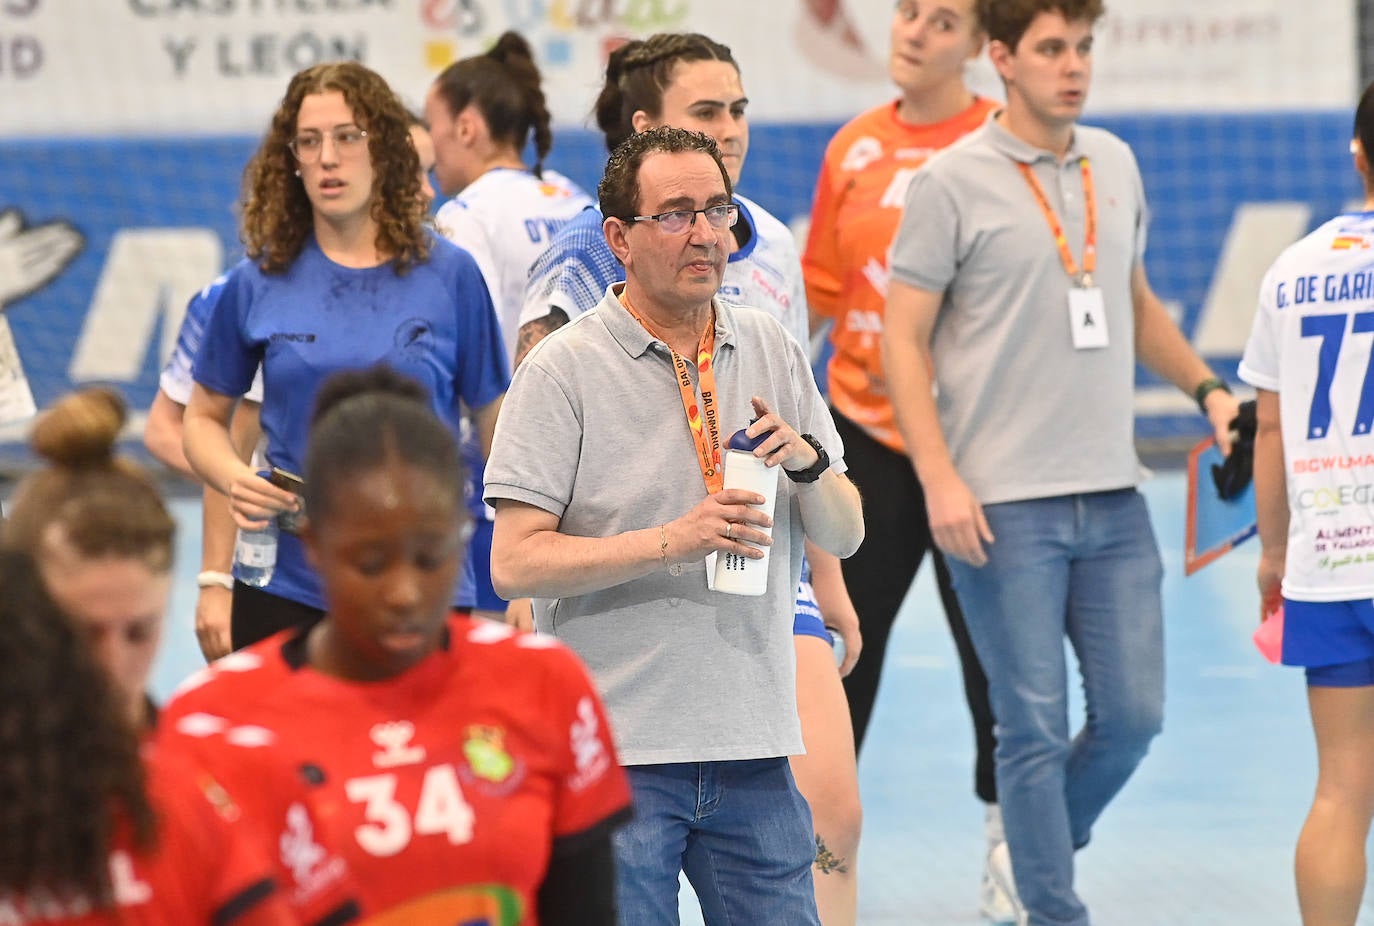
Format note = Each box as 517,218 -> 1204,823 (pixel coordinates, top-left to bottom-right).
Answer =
485,126 -> 863,925
883,2 -> 1239,924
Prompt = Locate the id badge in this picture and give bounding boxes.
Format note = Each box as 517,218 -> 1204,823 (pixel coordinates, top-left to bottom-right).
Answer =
1068,286 -> 1109,350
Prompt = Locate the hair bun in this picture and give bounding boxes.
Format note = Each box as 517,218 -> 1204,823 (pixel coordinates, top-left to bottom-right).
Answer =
29,387 -> 126,469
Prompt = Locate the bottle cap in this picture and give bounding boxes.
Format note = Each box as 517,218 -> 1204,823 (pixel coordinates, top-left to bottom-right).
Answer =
727,418 -> 767,452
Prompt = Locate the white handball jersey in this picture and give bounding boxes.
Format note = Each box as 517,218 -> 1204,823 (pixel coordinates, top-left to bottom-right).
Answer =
435,166 -> 593,361
1241,211 -> 1374,601
718,195 -> 811,350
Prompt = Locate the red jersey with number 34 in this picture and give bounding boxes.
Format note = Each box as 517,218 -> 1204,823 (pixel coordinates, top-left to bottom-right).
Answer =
159,617 -> 631,925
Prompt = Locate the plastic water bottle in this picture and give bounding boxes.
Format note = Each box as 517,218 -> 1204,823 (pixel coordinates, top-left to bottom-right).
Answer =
235,518 -> 278,588
713,423 -> 779,596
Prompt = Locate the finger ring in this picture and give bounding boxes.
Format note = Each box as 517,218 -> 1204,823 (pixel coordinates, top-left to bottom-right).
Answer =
725,523 -> 734,540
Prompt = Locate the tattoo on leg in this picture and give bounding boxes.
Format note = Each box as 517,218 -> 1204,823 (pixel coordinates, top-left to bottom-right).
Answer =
814,834 -> 849,875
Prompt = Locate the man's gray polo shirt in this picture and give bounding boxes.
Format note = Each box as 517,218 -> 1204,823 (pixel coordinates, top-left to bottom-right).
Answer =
889,112 -> 1149,505
484,285 -> 846,765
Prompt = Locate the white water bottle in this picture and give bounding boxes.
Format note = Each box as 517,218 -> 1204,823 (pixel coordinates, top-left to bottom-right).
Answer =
714,424 -> 779,596
235,518 -> 278,588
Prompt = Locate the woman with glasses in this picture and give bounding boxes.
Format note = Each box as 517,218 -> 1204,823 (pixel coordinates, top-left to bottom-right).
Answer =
514,32 -> 865,925
423,30 -> 593,625
183,61 -> 508,651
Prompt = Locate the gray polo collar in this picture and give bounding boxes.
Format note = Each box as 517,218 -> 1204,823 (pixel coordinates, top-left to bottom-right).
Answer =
982,108 -> 1086,165
598,282 -> 737,360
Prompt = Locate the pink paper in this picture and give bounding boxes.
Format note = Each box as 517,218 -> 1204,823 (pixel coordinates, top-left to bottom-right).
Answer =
1252,605 -> 1284,664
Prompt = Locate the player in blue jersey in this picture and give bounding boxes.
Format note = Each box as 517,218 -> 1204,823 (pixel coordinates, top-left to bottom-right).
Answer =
146,116 -> 440,662
1243,81 -> 1374,926
515,33 -> 863,924
425,31 -> 593,623
182,62 -> 507,652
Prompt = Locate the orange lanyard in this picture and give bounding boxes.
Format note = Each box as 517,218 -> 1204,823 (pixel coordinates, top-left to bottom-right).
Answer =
619,292 -> 723,494
1016,157 -> 1096,286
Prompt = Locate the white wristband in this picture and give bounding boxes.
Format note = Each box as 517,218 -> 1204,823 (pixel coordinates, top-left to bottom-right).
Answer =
196,570 -> 235,591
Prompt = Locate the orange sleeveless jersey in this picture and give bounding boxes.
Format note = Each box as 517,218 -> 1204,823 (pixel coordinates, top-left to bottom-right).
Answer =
803,97 -> 997,453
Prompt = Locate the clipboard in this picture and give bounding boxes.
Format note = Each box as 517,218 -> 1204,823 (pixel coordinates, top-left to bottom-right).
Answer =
1184,436 -> 1257,575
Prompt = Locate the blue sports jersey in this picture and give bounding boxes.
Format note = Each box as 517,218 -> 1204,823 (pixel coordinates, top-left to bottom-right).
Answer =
193,233 -> 509,610
161,273 -> 264,406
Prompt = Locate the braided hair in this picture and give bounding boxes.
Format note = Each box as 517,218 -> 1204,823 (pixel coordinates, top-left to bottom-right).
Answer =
593,33 -> 738,153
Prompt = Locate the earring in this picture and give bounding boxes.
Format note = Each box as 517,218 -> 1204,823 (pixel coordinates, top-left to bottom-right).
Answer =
294,169 -> 301,177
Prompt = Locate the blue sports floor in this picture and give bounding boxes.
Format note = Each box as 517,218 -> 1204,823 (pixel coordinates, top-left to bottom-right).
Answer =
142,471 -> 1363,925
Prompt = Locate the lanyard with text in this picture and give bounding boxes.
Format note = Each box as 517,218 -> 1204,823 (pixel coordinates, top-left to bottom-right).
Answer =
1015,157 -> 1097,287
619,291 -> 723,493
1017,157 -> 1108,350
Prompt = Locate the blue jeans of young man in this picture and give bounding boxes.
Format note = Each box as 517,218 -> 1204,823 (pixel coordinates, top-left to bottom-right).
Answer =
613,758 -> 821,925
945,489 -> 1165,926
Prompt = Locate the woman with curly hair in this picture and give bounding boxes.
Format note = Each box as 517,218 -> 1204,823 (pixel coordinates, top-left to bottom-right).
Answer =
183,61 -> 508,651
0,389 -> 308,925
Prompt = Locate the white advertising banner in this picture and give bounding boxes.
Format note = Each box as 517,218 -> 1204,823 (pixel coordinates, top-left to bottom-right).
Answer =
0,0 -> 1359,134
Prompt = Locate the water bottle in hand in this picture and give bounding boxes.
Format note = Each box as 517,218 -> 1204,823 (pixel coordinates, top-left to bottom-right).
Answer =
713,422 -> 779,596
236,518 -> 278,588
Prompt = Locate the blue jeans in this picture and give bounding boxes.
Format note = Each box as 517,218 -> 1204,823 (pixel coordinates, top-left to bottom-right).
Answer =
945,490 -> 1165,926
613,758 -> 820,926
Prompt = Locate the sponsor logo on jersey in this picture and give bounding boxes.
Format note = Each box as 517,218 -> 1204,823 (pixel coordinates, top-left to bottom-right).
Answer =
1331,234 -> 1372,250
463,725 -> 515,784
371,720 -> 427,769
280,803 -> 327,884
567,696 -> 610,792
841,136 -> 883,173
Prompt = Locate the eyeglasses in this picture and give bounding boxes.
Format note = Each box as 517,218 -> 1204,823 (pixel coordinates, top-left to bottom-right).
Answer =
289,126 -> 368,163
626,203 -> 739,235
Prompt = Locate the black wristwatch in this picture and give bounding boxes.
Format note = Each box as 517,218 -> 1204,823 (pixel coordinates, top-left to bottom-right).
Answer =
785,433 -> 829,484
1193,375 -> 1231,413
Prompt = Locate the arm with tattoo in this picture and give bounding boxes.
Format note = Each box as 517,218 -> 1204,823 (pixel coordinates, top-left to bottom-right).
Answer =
513,308 -> 569,368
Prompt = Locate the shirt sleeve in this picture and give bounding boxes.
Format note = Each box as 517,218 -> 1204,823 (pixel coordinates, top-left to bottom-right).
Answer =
192,264 -> 262,399
801,136 -> 847,321
542,645 -> 632,845
437,202 -> 503,318
160,285 -> 215,405
483,358 -> 582,516
518,224 -> 620,329
1122,141 -> 1150,266
788,331 -> 847,474
888,168 -> 962,294
451,249 -> 511,412
1239,264 -> 1283,392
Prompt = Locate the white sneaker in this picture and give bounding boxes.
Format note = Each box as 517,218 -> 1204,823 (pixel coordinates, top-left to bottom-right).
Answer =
979,805 -> 1018,923
983,841 -> 1028,926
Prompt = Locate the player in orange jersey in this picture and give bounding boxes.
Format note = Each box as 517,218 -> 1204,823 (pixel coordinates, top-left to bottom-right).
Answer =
162,365 -> 631,925
802,1 -> 1011,921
